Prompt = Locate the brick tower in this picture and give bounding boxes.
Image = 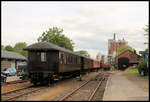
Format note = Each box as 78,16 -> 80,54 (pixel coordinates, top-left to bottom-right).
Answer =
108,33 -> 128,65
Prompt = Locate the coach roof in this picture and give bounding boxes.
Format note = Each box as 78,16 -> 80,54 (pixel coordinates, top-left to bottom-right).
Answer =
24,42 -> 82,56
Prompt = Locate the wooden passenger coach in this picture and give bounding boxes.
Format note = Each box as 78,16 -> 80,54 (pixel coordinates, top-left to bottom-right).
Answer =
24,42 -> 83,85
24,42 -> 101,85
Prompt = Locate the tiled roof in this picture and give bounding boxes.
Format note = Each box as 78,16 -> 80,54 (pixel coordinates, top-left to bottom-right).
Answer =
1,50 -> 27,60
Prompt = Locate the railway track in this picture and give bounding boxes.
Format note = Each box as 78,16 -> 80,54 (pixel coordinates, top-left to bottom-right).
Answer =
58,72 -> 109,101
2,85 -> 47,101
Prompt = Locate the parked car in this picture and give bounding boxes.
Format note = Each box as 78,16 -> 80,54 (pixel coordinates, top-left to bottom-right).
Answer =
1,73 -> 7,82
1,67 -> 17,76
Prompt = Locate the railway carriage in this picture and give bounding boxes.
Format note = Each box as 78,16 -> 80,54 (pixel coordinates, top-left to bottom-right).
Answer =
24,42 -> 101,85
82,57 -> 93,72
92,60 -> 100,71
24,42 -> 82,85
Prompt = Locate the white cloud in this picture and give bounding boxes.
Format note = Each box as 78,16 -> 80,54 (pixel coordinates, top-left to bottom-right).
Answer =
2,1 -> 149,57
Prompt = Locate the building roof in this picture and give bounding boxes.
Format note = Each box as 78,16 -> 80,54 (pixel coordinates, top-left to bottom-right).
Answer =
1,50 -> 27,60
115,49 -> 141,59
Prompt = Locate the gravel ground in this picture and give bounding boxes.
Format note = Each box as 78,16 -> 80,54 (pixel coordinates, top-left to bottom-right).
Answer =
65,80 -> 100,101
52,72 -> 110,101
2,85 -> 45,101
27,70 -> 104,101
1,81 -> 31,94
91,74 -> 109,101
2,70 -> 105,101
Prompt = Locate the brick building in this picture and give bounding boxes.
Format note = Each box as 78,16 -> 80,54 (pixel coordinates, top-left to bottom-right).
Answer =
108,33 -> 128,65
1,50 -> 27,70
115,50 -> 142,69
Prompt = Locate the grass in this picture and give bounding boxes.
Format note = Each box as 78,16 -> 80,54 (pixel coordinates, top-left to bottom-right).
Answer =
125,67 -> 149,79
124,67 -> 139,76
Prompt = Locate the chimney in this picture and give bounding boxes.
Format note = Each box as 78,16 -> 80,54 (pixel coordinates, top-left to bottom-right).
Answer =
114,33 -> 116,40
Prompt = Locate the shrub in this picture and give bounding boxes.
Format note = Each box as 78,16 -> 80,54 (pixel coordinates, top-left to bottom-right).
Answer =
137,60 -> 148,76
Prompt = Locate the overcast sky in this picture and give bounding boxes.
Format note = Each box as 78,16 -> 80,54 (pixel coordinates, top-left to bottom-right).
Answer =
2,1 -> 149,59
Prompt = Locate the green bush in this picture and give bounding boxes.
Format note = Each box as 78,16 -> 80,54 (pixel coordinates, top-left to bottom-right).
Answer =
137,60 -> 148,76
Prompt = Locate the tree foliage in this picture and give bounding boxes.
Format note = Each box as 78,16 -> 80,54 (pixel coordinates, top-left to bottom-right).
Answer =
4,42 -> 27,57
116,45 -> 134,56
75,50 -> 90,58
143,25 -> 149,45
1,45 -> 5,50
14,42 -> 27,57
5,45 -> 15,51
144,25 -> 149,35
37,27 -> 74,51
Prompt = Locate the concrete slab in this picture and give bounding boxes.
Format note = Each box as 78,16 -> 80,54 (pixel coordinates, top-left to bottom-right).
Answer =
6,75 -> 21,82
103,71 -> 149,101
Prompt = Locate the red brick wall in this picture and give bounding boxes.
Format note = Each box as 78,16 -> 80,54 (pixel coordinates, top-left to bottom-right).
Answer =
109,42 -> 116,55
115,50 -> 142,64
1,60 -> 11,70
115,50 -> 131,64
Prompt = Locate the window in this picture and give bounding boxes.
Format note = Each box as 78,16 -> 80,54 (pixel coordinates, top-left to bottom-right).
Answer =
64,54 -> 67,64
60,53 -> 64,64
76,57 -> 78,64
41,52 -> 46,62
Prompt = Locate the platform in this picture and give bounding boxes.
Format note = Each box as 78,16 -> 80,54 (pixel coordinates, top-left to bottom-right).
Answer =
103,71 -> 149,101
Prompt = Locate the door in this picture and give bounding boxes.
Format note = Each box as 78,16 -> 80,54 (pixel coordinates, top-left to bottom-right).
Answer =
11,61 -> 16,68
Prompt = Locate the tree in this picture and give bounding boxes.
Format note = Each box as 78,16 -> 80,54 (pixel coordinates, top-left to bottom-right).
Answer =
143,25 -> 149,45
75,50 -> 90,58
37,27 -> 74,51
1,45 -> 5,50
14,42 -> 27,51
14,42 -> 27,57
5,45 -> 14,51
116,45 -> 134,56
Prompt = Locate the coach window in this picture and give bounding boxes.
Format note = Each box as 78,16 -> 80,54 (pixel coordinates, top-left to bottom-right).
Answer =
73,56 -> 75,64
70,56 -> 72,64
41,52 -> 46,62
64,54 -> 67,64
78,58 -> 81,64
60,53 -> 64,64
76,57 -> 78,64
67,55 -> 69,64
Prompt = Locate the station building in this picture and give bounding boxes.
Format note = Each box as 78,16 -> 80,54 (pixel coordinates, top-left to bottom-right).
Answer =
115,50 -> 142,70
1,50 -> 27,70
